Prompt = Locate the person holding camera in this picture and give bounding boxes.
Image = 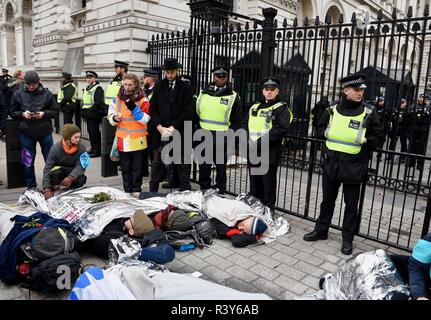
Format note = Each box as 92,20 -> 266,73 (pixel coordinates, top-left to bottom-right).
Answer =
107,73 -> 150,197
10,71 -> 59,189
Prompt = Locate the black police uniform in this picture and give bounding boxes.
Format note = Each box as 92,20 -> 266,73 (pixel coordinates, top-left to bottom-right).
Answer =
242,77 -> 292,210
304,74 -> 385,255
388,103 -> 409,161
406,98 -> 430,170
59,72 -> 76,125
196,66 -> 243,193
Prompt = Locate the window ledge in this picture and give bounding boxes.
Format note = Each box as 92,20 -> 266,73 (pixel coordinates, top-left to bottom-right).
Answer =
70,8 -> 88,18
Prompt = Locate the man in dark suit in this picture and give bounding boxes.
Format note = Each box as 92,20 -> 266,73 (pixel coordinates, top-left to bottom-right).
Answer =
149,58 -> 194,192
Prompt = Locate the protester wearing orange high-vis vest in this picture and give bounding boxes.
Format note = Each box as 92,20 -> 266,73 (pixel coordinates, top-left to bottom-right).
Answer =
108,73 -> 150,197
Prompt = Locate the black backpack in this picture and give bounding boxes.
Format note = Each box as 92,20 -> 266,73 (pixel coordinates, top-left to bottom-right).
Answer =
164,230 -> 206,250
188,212 -> 217,245
29,252 -> 81,292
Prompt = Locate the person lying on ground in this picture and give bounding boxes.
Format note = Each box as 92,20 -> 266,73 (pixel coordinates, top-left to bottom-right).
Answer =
78,209 -> 170,261
42,124 -> 89,200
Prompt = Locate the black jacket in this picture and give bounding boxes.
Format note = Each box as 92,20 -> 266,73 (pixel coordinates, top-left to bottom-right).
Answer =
317,98 -> 385,183
241,98 -> 292,164
197,83 -> 243,130
82,82 -> 105,120
149,77 -> 194,149
58,80 -> 77,113
10,83 -> 59,138
389,107 -> 409,132
406,102 -> 430,132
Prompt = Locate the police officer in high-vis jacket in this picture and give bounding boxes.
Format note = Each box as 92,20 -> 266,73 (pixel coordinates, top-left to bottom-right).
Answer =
82,71 -> 105,158
57,71 -> 78,124
303,74 -> 385,255
196,66 -> 242,193
105,60 -> 128,107
242,77 -> 292,211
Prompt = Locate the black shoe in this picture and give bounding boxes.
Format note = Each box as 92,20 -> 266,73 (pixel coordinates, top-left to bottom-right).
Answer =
303,231 -> 328,242
161,182 -> 180,189
319,277 -> 325,290
341,241 -> 353,255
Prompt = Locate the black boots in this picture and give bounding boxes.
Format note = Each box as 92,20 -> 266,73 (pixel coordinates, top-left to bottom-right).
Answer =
341,241 -> 353,255
303,231 -> 328,242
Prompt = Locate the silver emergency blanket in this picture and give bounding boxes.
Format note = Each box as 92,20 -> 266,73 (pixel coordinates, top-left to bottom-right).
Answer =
17,189 -> 50,213
46,186 -> 168,241
107,259 -> 169,279
0,203 -> 36,245
166,190 -> 205,211
108,236 -> 142,266
296,250 -> 410,300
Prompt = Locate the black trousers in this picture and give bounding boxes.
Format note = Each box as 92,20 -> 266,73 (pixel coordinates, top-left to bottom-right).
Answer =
50,167 -> 87,189
119,150 -> 145,193
198,136 -> 228,193
63,111 -> 74,125
150,148 -> 191,192
249,163 -> 279,211
315,172 -> 361,242
408,130 -> 428,169
87,118 -> 102,154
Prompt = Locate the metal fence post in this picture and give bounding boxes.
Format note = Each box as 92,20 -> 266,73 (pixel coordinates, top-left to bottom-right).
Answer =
261,7 -> 277,78
75,99 -> 82,129
5,119 -> 26,188
421,194 -> 431,237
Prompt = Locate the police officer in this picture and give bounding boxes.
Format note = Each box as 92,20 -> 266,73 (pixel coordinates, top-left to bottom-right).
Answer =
303,74 -> 385,255
242,77 -> 292,211
82,71 -> 105,158
195,66 -> 242,193
388,98 -> 409,162
375,96 -> 390,162
105,60 -> 129,107
142,69 -> 159,100
406,93 -> 431,170
312,96 -> 329,138
57,71 -> 78,124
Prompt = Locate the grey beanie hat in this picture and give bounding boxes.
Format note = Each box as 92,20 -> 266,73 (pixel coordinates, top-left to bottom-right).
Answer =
24,71 -> 40,84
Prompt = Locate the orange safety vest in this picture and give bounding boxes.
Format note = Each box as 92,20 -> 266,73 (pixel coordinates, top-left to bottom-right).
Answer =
115,97 -> 148,139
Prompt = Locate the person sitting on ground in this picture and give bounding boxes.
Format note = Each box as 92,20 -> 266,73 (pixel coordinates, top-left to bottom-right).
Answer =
78,209 -> 173,264
42,124 -> 89,200
211,216 -> 268,248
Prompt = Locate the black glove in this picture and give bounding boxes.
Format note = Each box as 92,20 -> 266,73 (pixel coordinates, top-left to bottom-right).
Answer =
125,99 -> 136,111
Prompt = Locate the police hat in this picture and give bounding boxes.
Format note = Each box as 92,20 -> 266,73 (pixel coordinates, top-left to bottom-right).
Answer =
61,71 -> 72,79
2,68 -> 8,73
162,58 -> 182,70
85,71 -> 98,78
261,77 -> 280,88
211,66 -> 230,76
378,96 -> 385,101
114,60 -> 129,68
143,69 -> 159,77
340,74 -> 367,89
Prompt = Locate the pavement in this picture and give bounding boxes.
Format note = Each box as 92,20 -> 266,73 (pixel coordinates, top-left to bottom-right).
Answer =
0,133 -> 411,300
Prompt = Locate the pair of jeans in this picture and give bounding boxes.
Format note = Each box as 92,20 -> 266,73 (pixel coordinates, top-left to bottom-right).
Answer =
20,134 -> 54,188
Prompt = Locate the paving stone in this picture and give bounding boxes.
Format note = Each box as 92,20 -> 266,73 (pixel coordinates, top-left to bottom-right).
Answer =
252,278 -> 285,299
180,254 -> 210,270
310,241 -> 340,254
249,253 -> 281,269
271,252 -> 299,266
235,247 -> 257,258
271,243 -> 299,257
0,284 -> 22,300
301,275 -> 321,290
208,245 -> 235,258
225,265 -> 259,282
274,276 -> 309,295
204,254 -> 233,270
312,250 -> 341,264
250,244 -> 276,257
223,278 -> 262,294
273,264 -> 306,281
192,249 -> 213,259
226,254 -> 256,269
320,261 -> 339,273
165,259 -> 187,272
294,261 -> 326,278
295,251 -> 324,266
201,266 -> 232,281
276,235 -> 295,246
290,241 -> 316,254
250,263 -> 281,281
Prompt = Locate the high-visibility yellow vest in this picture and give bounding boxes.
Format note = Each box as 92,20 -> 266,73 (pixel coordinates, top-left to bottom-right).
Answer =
82,84 -> 101,109
248,102 -> 292,141
105,79 -> 122,105
57,83 -> 78,103
324,104 -> 372,154
196,91 -> 237,131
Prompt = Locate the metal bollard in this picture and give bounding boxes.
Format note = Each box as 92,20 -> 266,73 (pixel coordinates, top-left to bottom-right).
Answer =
101,118 -> 118,177
5,119 -> 26,188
